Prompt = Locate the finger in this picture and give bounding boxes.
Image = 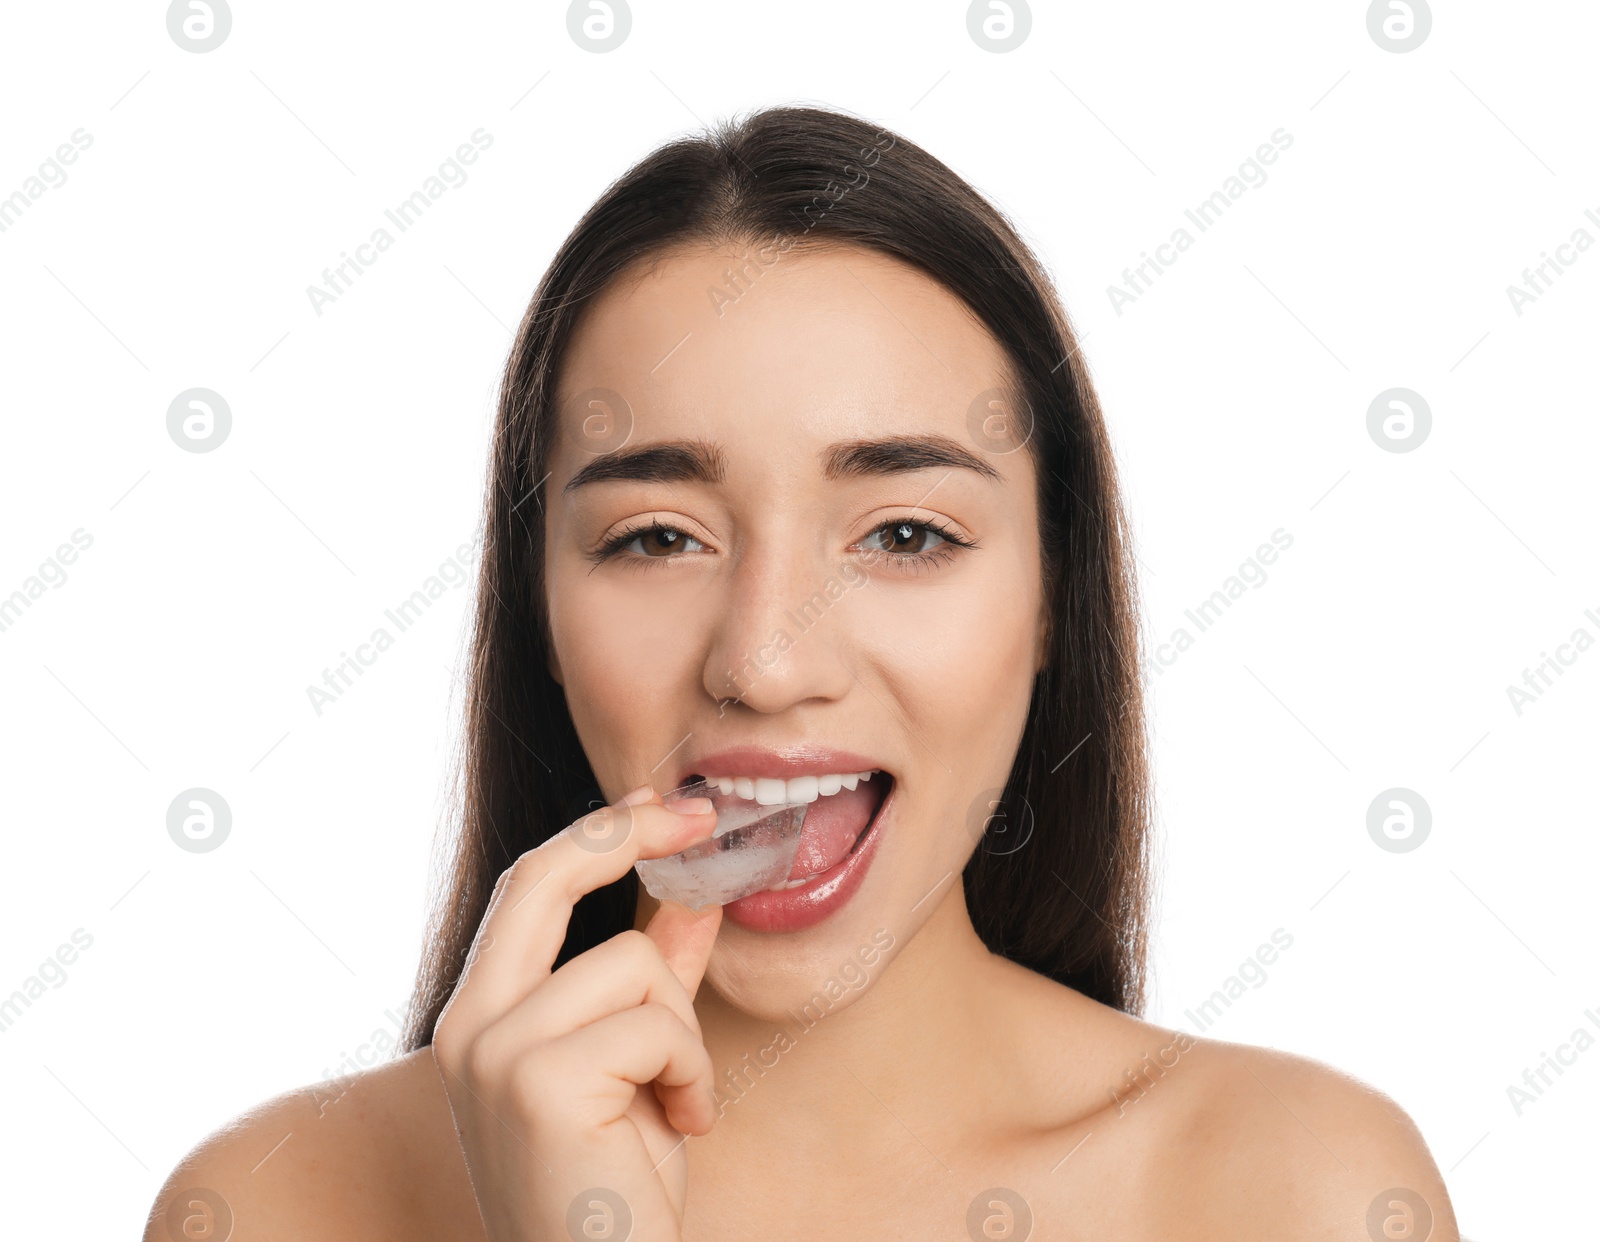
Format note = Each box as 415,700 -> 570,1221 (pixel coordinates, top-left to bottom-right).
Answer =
489,928 -> 703,1047
544,1003 -> 716,1136
644,899 -> 723,1003
448,787 -> 716,1026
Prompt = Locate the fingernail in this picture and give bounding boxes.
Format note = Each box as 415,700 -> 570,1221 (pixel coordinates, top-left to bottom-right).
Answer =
665,796 -> 714,817
619,784 -> 655,806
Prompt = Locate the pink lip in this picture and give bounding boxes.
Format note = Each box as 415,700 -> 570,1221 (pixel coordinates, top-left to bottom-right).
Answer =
671,743 -> 888,790
720,778 -> 893,933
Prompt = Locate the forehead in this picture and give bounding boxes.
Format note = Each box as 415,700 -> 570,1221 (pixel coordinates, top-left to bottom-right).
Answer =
550,242 -> 1018,470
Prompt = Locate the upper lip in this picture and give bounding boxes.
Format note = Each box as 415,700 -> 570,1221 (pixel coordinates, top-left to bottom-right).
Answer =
671,744 -> 893,790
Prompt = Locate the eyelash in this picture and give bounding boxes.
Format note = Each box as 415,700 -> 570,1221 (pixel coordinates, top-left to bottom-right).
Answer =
589,516 -> 978,574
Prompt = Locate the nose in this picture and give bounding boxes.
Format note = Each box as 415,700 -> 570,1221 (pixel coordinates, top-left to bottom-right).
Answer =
701,529 -> 858,714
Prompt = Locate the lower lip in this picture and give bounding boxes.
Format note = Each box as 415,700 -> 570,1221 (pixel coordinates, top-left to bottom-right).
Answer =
721,782 -> 893,933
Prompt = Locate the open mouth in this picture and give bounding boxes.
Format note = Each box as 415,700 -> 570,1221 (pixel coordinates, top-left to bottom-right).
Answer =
685,769 -> 893,887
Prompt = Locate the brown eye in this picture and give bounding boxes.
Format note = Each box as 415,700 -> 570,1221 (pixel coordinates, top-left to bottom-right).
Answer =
865,520 -> 947,556
597,523 -> 707,562
636,527 -> 686,556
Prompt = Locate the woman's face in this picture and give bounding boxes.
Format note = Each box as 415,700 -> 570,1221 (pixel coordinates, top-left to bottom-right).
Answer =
542,240 -> 1047,1020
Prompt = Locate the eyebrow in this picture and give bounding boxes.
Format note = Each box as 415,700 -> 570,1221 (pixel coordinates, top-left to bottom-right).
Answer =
560,432 -> 1003,493
825,433 -> 1004,484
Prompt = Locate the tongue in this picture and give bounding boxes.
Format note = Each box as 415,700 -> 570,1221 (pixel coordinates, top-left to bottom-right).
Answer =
787,779 -> 886,880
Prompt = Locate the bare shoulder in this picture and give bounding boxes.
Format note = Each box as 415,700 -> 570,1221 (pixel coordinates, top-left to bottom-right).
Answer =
142,1046 -> 479,1242
1139,1031 -> 1462,1240
993,968 -> 1460,1241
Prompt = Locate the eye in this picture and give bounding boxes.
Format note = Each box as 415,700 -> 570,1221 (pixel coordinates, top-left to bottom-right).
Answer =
859,517 -> 977,572
591,521 -> 707,565
589,515 -> 976,573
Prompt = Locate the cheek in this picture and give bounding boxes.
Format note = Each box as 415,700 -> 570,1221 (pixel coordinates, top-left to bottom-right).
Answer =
852,566 -> 1038,733
548,568 -> 701,763
848,562 -> 1039,857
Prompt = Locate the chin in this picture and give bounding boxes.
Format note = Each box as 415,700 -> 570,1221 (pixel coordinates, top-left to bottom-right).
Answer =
703,900 -> 902,1027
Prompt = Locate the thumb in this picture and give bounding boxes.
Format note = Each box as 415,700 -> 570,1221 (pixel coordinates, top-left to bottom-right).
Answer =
644,898 -> 723,1002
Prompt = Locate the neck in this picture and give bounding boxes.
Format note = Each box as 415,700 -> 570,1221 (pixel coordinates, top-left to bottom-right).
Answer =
691,887 -> 1008,1155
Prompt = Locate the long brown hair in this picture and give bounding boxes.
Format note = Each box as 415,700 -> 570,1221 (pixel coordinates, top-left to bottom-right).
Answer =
401,103 -> 1152,1050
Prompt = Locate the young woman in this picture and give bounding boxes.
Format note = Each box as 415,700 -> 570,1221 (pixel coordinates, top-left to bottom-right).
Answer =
147,105 -> 1457,1241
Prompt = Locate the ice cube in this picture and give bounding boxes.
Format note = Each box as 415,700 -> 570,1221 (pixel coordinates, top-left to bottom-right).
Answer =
634,778 -> 810,909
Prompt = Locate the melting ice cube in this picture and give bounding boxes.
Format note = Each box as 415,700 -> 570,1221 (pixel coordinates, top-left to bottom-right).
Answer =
633,778 -> 810,910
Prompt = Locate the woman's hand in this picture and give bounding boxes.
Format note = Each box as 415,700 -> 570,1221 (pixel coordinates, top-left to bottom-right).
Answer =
430,784 -> 724,1242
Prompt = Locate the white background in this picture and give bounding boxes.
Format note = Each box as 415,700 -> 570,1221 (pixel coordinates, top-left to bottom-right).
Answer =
1,1 -> 1594,1237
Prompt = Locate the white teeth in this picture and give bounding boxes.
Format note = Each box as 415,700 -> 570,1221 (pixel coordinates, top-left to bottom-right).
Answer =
697,769 -> 881,806
753,777 -> 788,805
785,775 -> 819,804
767,876 -> 812,890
